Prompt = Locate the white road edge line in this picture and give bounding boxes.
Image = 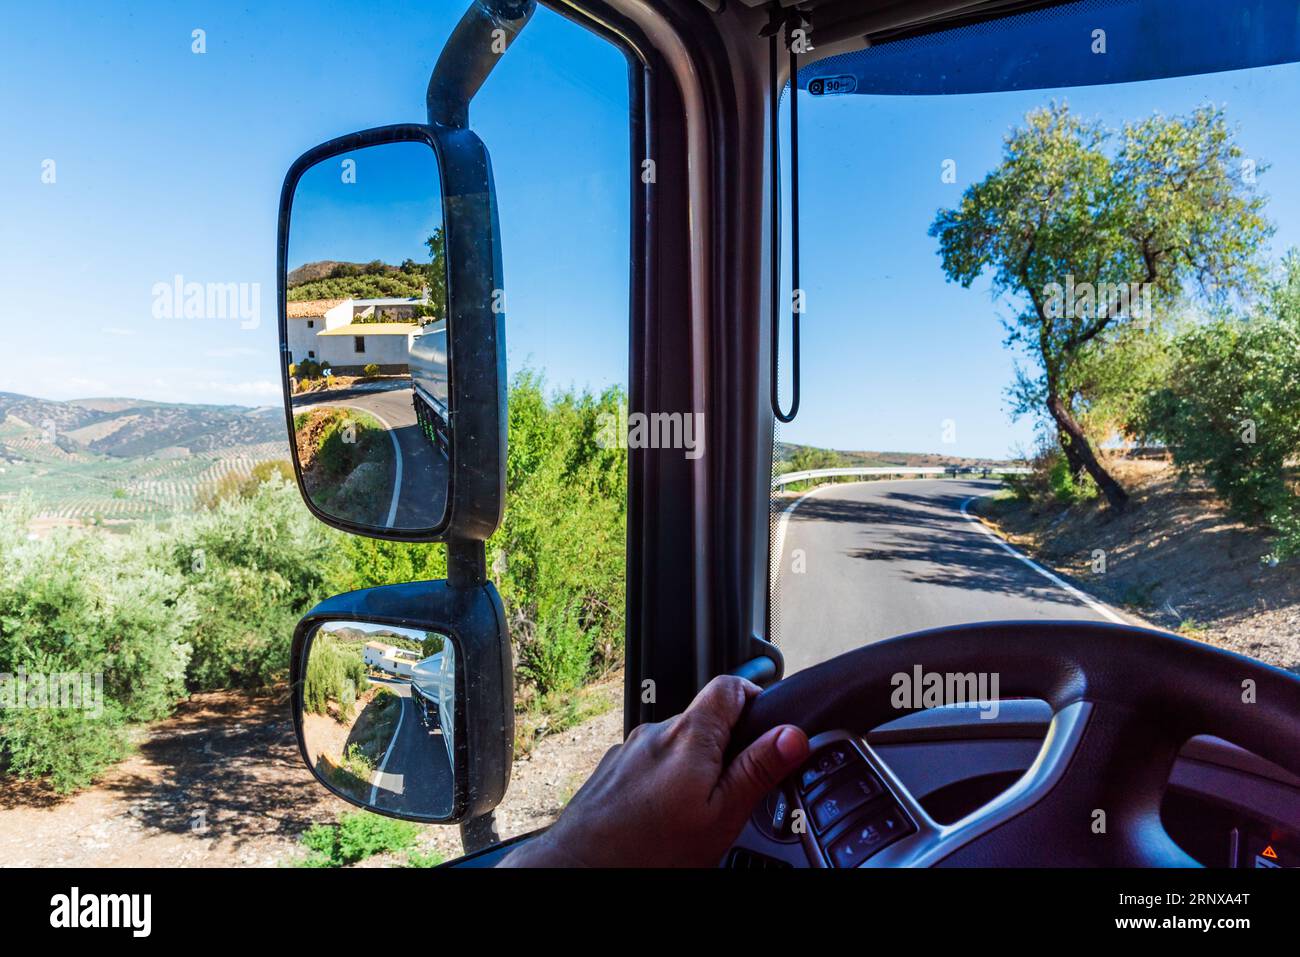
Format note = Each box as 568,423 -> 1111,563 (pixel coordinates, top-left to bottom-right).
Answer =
325,401 -> 403,527
959,494 -> 1125,624
369,689 -> 407,805
770,481 -> 845,586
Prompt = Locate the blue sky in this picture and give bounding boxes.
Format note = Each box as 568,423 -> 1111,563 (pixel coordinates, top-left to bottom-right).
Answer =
0,1 -> 629,407
288,142 -> 444,271
2,3 -> 1298,458
778,60 -> 1300,458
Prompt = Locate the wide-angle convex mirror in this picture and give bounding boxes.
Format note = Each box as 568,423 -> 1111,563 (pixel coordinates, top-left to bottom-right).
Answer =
291,580 -> 512,824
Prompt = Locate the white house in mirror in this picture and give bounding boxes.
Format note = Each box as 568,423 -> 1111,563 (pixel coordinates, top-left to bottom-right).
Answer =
286,296 -> 434,375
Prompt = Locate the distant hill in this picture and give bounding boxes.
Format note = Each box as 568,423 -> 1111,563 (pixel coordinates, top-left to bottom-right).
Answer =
776,441 -> 1021,470
286,261 -> 360,286
287,259 -> 426,301
0,392 -> 291,525
323,626 -> 418,645
0,392 -> 283,459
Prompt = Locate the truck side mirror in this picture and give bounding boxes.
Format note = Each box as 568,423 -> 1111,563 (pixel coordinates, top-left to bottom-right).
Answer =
290,580 -> 512,824
277,122 -> 505,542
279,0 -> 535,846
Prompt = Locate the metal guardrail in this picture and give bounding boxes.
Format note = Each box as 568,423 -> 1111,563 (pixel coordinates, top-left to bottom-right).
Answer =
773,465 -> 1032,488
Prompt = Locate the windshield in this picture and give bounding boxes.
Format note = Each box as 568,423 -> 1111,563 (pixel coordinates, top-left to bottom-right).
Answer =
769,0 -> 1300,678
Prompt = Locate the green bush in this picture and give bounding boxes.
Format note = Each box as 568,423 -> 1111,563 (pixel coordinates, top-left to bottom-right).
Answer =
303,635 -> 368,719
492,372 -> 627,684
312,412 -> 383,481
299,810 -> 419,867
1048,451 -> 1098,504
169,482 -> 343,691
518,609 -> 593,696
0,371 -> 629,793
362,363 -> 380,378
0,497 -> 194,792
1139,258 -> 1300,531
0,702 -> 132,794
1267,505 -> 1300,564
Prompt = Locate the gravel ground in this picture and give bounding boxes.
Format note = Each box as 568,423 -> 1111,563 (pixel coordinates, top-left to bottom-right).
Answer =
980,461 -> 1300,674
0,680 -> 624,868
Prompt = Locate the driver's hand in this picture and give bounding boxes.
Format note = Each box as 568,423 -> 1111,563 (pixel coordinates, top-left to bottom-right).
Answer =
499,675 -> 810,867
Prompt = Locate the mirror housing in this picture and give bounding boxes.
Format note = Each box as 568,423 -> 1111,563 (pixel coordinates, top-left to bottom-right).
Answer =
290,579 -> 513,823
278,122 -> 505,542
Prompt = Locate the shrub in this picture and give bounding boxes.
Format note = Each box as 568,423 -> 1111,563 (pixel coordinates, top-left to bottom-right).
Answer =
299,810 -> 419,867
1138,260 -> 1300,528
0,702 -> 131,795
518,609 -> 592,696
315,415 -> 375,479
197,460 -> 294,510
303,635 -> 367,719
1003,435 -> 1094,505
362,363 -> 380,378
0,497 -> 194,792
169,482 -> 343,690
492,372 -> 627,683
1048,451 -> 1098,504
403,850 -> 444,868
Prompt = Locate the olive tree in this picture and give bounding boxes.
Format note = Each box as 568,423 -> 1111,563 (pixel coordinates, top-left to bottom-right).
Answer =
930,103 -> 1271,508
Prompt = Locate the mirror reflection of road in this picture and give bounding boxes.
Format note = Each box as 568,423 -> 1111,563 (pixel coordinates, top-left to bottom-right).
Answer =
295,385 -> 448,528
366,676 -> 453,819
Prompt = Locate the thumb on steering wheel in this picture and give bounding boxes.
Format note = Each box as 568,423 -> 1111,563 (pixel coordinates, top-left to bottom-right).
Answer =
716,724 -> 809,818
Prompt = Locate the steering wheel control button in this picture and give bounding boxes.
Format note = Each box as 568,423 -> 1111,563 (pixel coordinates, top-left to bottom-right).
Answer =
771,789 -> 791,833
799,743 -> 856,792
811,771 -> 883,833
827,805 -> 913,868
752,787 -> 799,843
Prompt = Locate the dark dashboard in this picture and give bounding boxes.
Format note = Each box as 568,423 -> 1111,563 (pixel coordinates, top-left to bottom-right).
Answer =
727,700 -> 1300,868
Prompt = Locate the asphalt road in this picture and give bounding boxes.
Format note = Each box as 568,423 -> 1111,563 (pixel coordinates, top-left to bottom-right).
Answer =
294,385 -> 447,530
366,677 -> 454,819
774,479 -> 1122,675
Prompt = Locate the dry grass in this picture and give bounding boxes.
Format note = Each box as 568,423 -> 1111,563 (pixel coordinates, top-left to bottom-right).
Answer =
981,458 -> 1300,673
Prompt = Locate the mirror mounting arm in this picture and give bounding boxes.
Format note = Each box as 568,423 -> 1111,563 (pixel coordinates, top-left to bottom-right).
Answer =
447,540 -> 488,589
459,811 -> 501,853
427,0 -> 537,129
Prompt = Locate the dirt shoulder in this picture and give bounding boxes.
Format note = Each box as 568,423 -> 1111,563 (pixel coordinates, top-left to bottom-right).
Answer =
975,458 -> 1300,673
0,678 -> 623,867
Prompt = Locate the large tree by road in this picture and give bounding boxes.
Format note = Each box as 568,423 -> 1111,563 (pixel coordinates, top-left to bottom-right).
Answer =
930,103 -> 1271,509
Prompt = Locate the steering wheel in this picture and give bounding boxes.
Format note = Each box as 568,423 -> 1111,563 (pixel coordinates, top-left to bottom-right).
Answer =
732,620 -> 1300,867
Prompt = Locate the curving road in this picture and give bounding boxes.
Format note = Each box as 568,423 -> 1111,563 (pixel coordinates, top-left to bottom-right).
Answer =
774,479 -> 1127,675
294,385 -> 447,529
366,677 -> 454,819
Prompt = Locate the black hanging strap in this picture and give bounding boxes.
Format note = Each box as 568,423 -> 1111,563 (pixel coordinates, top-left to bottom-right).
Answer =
770,22 -> 801,424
